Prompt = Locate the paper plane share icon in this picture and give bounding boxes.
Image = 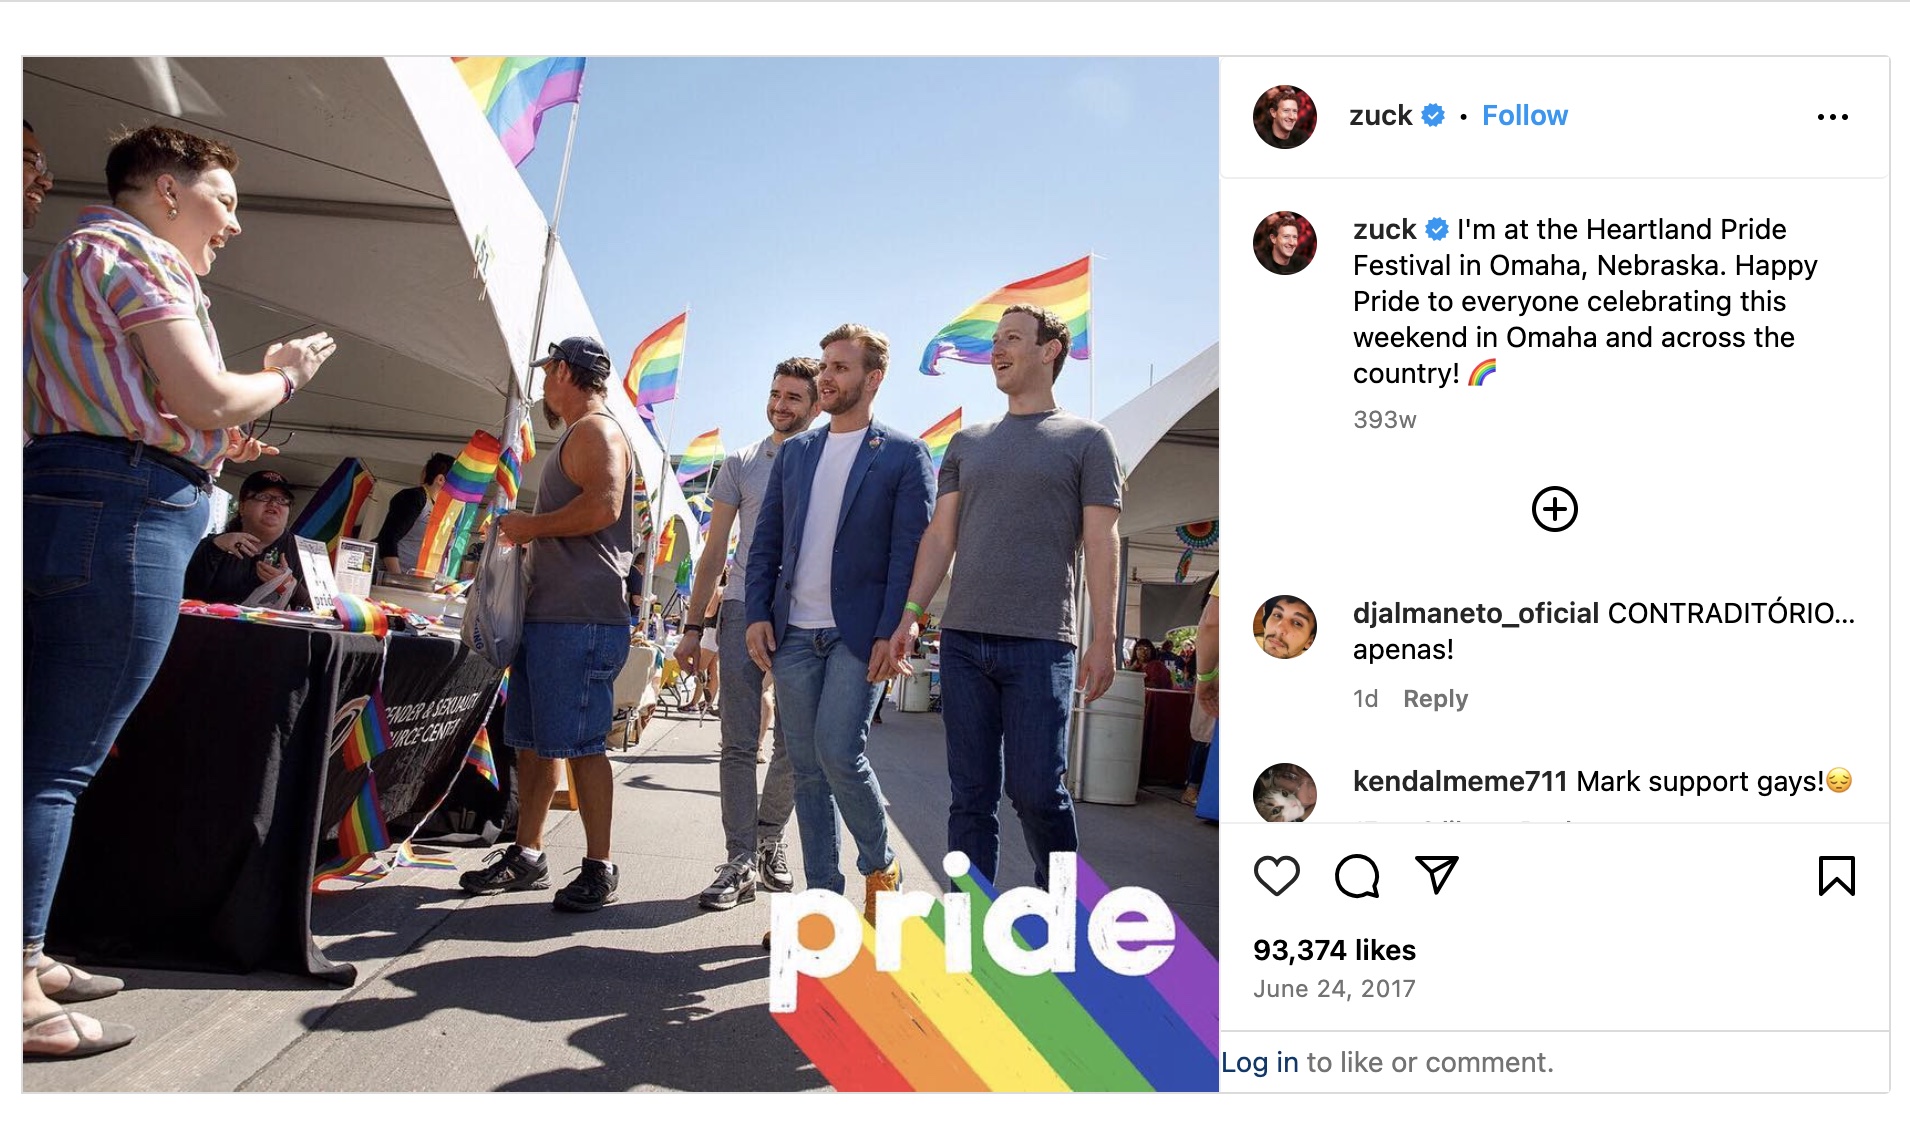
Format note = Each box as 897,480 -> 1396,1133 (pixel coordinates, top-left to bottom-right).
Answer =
1415,856 -> 1459,895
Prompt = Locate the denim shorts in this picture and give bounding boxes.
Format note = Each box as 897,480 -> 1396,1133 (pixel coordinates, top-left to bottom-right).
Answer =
503,621 -> 631,758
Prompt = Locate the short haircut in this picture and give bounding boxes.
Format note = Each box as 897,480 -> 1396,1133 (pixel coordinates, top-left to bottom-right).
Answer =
424,452 -> 457,483
1265,595 -> 1318,641
773,355 -> 822,403
819,323 -> 889,374
1002,303 -> 1073,381
105,124 -> 241,202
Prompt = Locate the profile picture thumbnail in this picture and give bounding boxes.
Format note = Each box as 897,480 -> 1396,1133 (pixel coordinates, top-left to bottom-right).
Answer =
1252,212 -> 1315,276
1252,85 -> 1316,150
1254,763 -> 1318,823
1254,594 -> 1317,660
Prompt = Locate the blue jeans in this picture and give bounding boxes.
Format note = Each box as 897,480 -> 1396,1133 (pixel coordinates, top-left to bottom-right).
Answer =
940,628 -> 1078,888
771,626 -> 892,894
24,436 -> 211,946
503,621 -> 630,758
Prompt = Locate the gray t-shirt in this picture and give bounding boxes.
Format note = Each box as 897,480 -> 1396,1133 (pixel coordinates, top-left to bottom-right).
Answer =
707,433 -> 783,603
937,410 -> 1123,644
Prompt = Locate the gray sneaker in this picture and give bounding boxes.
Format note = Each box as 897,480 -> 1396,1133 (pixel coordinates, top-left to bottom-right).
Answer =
697,860 -> 756,911
553,859 -> 619,912
757,836 -> 794,893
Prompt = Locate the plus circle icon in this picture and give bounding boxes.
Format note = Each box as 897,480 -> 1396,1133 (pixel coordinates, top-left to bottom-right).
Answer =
1531,486 -> 1578,532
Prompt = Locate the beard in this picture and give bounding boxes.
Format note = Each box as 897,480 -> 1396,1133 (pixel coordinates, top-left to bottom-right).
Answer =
542,398 -> 563,429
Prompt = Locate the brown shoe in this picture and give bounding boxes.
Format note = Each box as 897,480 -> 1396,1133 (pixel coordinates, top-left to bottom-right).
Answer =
1180,785 -> 1200,807
863,858 -> 902,924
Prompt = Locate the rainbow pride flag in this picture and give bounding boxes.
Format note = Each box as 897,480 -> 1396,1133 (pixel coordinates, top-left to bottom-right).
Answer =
772,854 -> 1217,1091
395,841 -> 458,870
465,725 -> 498,790
921,408 -> 961,471
311,853 -> 387,890
624,312 -> 687,421
677,428 -> 723,483
656,518 -> 679,565
342,689 -> 392,770
415,432 -> 501,578
290,458 -> 375,559
454,57 -> 586,167
920,257 -> 1092,376
337,772 -> 391,857
332,593 -> 389,637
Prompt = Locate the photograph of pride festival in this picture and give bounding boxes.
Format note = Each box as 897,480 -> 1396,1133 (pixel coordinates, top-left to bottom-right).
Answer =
20,55 -> 1220,1092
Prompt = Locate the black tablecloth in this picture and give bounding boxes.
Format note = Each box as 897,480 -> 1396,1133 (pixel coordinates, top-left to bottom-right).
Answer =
48,614 -> 503,984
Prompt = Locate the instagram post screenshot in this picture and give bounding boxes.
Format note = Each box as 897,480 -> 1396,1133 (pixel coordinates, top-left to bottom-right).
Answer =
7,3 -> 1910,1132
1221,53 -> 1892,1097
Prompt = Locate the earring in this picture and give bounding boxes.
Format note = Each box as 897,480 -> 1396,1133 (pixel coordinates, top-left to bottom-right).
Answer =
166,200 -> 178,220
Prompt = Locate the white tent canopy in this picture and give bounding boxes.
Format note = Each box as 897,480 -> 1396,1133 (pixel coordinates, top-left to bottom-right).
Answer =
24,56 -> 699,564
1100,342 -> 1219,593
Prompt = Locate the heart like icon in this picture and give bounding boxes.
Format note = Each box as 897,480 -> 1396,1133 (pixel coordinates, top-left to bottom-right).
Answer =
1254,855 -> 1300,897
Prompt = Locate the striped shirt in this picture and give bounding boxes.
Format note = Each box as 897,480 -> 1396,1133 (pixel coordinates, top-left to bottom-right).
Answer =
25,206 -> 230,469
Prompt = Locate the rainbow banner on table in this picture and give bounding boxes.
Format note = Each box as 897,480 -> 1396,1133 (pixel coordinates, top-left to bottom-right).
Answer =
624,311 -> 687,421
332,593 -> 390,637
465,725 -> 498,790
415,432 -> 501,579
772,855 -> 1217,1091
920,408 -> 961,472
454,57 -> 586,167
677,428 -> 723,483
290,458 -> 375,560
342,689 -> 392,771
919,257 -> 1092,376
337,772 -> 391,858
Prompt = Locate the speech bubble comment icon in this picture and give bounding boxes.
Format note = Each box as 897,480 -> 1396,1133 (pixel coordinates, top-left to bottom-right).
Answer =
1254,855 -> 1300,897
1336,854 -> 1380,898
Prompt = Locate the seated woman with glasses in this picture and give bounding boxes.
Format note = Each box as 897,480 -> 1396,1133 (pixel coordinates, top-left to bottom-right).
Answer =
182,469 -> 311,607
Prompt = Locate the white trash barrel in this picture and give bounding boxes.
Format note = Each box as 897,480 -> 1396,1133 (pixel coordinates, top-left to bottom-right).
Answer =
1069,669 -> 1146,805
897,657 -> 934,712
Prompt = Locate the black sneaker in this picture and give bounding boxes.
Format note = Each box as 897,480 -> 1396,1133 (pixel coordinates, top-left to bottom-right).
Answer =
757,837 -> 794,894
459,845 -> 549,895
697,861 -> 756,911
554,859 -> 619,912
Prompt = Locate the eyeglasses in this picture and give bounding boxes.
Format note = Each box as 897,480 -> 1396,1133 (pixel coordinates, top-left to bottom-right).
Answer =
247,495 -> 293,508
24,149 -> 49,177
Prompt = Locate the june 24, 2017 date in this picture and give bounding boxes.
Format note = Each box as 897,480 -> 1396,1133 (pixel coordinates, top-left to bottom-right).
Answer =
1252,978 -> 1417,1000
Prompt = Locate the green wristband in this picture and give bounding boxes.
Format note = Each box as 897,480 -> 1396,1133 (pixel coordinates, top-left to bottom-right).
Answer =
1196,668 -> 1219,682
905,601 -> 926,618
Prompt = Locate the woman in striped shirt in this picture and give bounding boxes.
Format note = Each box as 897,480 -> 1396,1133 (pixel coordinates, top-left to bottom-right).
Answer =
22,125 -> 337,1059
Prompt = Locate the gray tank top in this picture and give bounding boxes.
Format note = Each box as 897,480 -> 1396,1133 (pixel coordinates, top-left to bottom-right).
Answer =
524,410 -> 637,624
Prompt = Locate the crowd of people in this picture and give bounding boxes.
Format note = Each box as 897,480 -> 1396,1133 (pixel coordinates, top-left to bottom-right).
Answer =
21,117 -> 1216,1065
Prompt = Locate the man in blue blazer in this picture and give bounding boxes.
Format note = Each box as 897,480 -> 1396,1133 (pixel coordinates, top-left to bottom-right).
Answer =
746,323 -> 935,920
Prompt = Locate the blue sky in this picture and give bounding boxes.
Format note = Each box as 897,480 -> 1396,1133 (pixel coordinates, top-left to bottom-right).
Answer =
511,57 -> 1217,453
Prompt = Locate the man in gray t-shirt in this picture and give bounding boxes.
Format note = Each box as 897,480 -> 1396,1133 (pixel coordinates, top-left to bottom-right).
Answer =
891,305 -> 1124,889
673,357 -> 821,910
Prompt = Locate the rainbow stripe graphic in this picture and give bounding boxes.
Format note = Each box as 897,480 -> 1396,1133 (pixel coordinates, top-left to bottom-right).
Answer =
465,725 -> 498,790
416,432 -> 502,578
919,257 -> 1092,376
342,689 -> 392,771
454,57 -> 586,167
290,458 -> 375,559
1469,358 -> 1497,387
920,408 -> 962,472
332,593 -> 390,637
624,312 -> 687,420
677,428 -> 723,483
774,856 -> 1217,1091
337,772 -> 391,858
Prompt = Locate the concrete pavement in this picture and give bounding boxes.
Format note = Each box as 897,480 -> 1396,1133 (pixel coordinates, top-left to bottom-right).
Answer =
25,699 -> 1217,1092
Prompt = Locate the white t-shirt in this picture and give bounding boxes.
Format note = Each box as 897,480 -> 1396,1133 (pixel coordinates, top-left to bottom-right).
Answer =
787,428 -> 864,629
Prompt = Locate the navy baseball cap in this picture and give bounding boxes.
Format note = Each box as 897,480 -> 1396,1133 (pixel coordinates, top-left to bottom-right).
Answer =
239,469 -> 294,501
532,336 -> 612,382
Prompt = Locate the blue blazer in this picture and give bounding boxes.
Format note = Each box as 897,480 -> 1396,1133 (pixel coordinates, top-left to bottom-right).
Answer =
745,418 -> 935,661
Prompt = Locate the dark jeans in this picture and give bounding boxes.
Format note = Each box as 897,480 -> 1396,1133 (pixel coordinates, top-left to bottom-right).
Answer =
939,628 -> 1078,888
24,436 -> 210,945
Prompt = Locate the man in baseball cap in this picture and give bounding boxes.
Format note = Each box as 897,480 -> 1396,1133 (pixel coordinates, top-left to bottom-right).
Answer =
183,469 -> 309,606
532,337 -> 613,428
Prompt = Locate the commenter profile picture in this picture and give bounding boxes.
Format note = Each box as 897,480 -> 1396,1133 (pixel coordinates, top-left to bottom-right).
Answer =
1254,763 -> 1317,823
1253,212 -> 1315,276
1254,594 -> 1317,660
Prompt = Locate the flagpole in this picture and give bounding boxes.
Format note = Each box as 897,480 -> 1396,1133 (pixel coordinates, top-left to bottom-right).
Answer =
522,91 -> 585,405
1086,250 -> 1099,421
642,304 -> 689,630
